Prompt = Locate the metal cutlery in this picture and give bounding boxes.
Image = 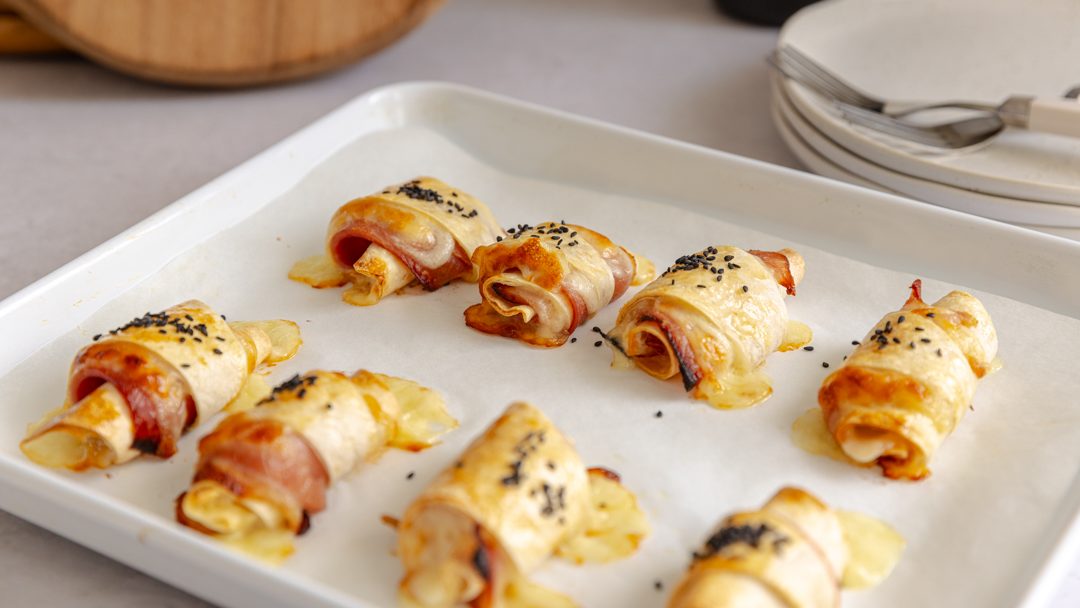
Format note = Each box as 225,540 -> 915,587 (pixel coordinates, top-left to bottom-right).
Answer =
771,45 -> 1080,148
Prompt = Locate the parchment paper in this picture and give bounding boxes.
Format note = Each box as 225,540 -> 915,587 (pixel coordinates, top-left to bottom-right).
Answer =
3,126 -> 1080,607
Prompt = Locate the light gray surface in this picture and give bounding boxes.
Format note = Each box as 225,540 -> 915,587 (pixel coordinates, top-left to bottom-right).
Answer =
0,0 -> 1076,606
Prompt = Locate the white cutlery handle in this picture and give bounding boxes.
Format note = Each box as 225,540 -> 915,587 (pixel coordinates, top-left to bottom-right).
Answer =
1027,98 -> 1080,139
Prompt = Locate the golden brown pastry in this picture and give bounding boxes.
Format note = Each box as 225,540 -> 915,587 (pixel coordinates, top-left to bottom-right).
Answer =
818,279 -> 999,480
289,177 -> 505,306
668,487 -> 904,608
177,369 -> 456,562
464,222 -> 654,347
20,301 -> 300,470
395,402 -> 649,607
606,246 -> 811,408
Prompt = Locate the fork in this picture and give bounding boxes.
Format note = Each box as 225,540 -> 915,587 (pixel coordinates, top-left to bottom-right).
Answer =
770,46 -> 996,117
836,105 -> 1005,148
773,45 -> 1080,148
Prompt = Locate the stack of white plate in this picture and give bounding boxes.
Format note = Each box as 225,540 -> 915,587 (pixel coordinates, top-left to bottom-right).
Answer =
773,0 -> 1080,240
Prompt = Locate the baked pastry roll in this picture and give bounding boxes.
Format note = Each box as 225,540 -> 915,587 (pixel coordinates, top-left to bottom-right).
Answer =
177,369 -> 457,561
668,487 -> 904,608
20,301 -> 300,470
606,246 -> 811,409
290,177 -> 505,306
464,222 -> 654,347
396,402 -> 649,607
818,279 -> 999,480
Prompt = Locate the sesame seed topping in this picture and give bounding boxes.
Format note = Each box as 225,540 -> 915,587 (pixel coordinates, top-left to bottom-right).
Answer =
742,285 -> 749,293
406,472 -> 415,480
822,362 -> 830,368
594,341 -> 602,347
655,410 -> 663,418
803,346 -> 814,351
571,337 -> 577,343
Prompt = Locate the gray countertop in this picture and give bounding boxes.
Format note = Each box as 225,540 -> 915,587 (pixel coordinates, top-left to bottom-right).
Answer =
1,0 -> 1076,605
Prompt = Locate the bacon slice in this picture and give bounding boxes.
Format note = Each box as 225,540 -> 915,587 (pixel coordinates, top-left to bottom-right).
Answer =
68,342 -> 192,457
189,416 -> 330,531
749,249 -> 799,296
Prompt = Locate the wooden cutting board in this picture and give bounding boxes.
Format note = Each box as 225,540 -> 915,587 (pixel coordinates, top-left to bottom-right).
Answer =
2,0 -> 445,86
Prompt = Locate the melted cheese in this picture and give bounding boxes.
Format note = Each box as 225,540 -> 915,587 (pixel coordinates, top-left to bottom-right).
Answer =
790,408 -> 851,464
503,575 -> 577,608
288,253 -> 348,288
179,480 -> 294,563
379,373 -> 458,451
837,510 -> 906,589
555,470 -> 650,564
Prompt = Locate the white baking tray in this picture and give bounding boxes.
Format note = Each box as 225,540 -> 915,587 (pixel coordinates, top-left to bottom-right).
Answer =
2,83 -> 1080,608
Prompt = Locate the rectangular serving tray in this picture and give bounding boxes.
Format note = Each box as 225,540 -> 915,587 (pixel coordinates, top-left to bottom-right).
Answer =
2,83 -> 1080,608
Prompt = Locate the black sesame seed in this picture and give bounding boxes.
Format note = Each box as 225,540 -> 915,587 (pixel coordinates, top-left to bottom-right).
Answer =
803,346 -> 814,351
852,340 -> 860,345
936,349 -> 943,357
920,338 -> 931,343
215,336 -> 225,342
822,362 -> 830,368
212,348 -> 223,355
180,363 -> 191,368
158,329 -> 166,334
571,337 -> 577,343
724,255 -> 734,261
594,341 -> 602,347
915,327 -> 925,331
898,315 -> 906,323
406,472 -> 415,480
742,285 -> 749,293
697,284 -> 706,289
179,337 -> 186,343
927,312 -> 936,318
655,581 -> 664,591
92,334 -> 102,341
655,410 -> 663,418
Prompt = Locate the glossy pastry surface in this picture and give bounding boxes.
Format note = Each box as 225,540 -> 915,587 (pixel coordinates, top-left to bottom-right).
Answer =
818,279 -> 999,480
20,301 -> 300,470
668,487 -> 904,608
290,177 -> 505,306
465,222 -> 653,347
177,369 -> 457,561
396,402 -> 648,607
606,246 -> 810,408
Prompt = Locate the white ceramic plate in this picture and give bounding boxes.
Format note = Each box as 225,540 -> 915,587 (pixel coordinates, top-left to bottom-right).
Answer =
779,0 -> 1080,205
774,80 -> 1080,227
771,91 -> 1080,243
4,84 -> 1080,608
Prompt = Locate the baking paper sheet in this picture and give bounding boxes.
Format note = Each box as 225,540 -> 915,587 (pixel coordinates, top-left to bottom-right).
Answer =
3,126 -> 1080,608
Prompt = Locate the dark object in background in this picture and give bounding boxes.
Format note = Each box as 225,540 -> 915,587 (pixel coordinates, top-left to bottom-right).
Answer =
716,0 -> 820,26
